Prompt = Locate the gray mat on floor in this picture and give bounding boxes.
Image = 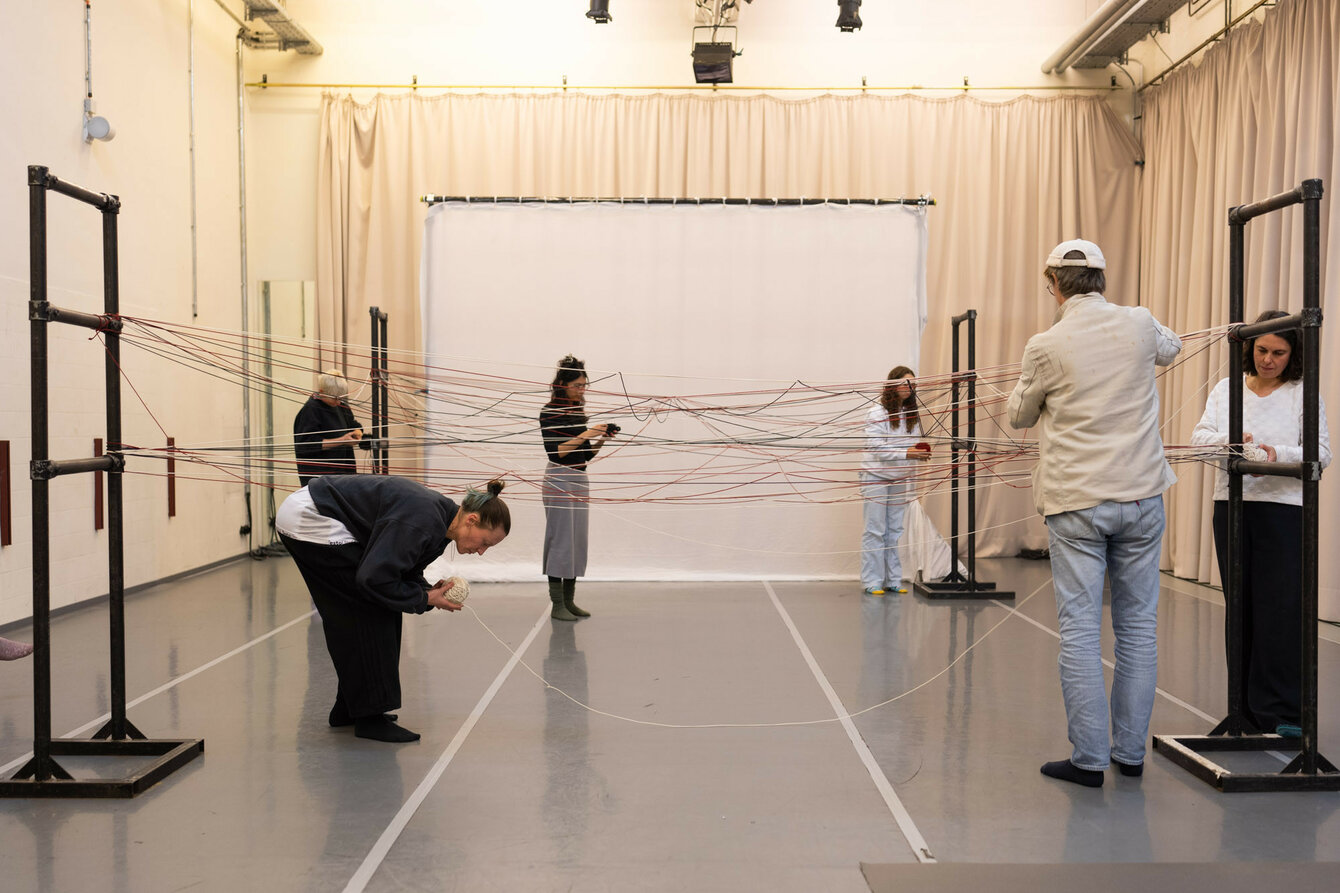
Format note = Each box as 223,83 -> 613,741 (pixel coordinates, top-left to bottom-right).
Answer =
860,862 -> 1340,893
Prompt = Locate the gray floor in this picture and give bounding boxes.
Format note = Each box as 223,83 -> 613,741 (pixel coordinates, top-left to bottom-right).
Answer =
1,557 -> 1338,892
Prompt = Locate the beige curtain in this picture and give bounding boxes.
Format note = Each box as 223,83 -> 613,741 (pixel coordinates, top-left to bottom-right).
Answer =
1142,0 -> 1340,618
316,90 -> 1142,564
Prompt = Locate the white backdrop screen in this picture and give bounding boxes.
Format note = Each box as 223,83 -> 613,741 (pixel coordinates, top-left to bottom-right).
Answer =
420,201 -> 927,580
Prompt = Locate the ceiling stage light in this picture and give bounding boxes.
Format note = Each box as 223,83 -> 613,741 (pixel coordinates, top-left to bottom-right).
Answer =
586,1 -> 612,24
836,0 -> 862,33
692,42 -> 735,84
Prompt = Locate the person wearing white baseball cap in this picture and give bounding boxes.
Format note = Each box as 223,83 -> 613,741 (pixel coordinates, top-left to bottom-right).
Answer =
1008,239 -> 1182,788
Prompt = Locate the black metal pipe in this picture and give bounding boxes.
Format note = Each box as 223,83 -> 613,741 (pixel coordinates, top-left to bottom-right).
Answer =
947,319 -> 961,572
1225,214 -> 1247,733
1229,312 -> 1304,343
1298,178 -> 1323,772
28,166 -> 54,779
964,311 -> 978,588
103,201 -> 130,742
34,305 -> 122,332
379,312 -> 389,474
35,169 -> 119,212
1228,460 -> 1314,479
31,456 -> 122,479
1228,186 -> 1303,225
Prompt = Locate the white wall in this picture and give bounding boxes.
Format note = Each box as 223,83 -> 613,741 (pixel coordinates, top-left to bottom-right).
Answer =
1,1 -> 1126,624
0,0 -> 249,625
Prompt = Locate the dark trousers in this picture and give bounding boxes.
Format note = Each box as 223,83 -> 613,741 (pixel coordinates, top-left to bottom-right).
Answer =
1211,501 -> 1302,729
280,534 -> 404,719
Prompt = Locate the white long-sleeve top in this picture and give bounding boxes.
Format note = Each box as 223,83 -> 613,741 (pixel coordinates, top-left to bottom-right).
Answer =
1189,377 -> 1331,504
1007,292 -> 1182,516
862,405 -> 923,480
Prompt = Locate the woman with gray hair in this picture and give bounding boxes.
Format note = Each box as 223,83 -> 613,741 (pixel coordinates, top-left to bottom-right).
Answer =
294,369 -> 370,485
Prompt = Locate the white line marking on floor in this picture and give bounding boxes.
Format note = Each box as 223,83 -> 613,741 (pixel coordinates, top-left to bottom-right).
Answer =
763,581 -> 936,864
0,609 -> 317,777
342,605 -> 551,893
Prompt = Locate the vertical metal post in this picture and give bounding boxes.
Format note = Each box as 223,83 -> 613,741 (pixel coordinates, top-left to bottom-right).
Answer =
1297,178 -> 1323,772
379,311 -> 389,474
27,166 -> 57,780
1221,211 -> 1248,735
964,310 -> 978,587
948,319 -> 961,570
370,307 -> 382,474
101,197 -> 135,741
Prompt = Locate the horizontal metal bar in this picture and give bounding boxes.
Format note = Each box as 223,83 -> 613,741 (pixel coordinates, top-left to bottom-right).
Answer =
253,80 -> 1120,93
31,455 -> 124,480
1228,312 -> 1304,342
1229,459 -> 1311,480
951,310 -> 978,325
1229,186 -> 1303,224
30,168 -> 120,212
420,195 -> 937,207
30,302 -> 123,332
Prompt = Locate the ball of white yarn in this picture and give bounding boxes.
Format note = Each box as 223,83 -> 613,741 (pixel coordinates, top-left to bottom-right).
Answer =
443,576 -> 470,605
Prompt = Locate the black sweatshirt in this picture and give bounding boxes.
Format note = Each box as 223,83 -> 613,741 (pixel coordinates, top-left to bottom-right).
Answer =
308,475 -> 458,614
293,397 -> 366,484
540,402 -> 593,469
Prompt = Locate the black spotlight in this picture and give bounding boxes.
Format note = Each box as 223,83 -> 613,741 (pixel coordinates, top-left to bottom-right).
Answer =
692,42 -> 735,84
586,0 -> 612,24
836,0 -> 862,32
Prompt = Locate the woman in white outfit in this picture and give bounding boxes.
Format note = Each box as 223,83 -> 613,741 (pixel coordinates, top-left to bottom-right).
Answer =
1190,310 -> 1331,738
860,366 -> 932,595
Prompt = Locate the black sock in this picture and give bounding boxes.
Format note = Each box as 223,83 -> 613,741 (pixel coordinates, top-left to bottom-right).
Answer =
1041,759 -> 1104,788
354,716 -> 420,742
329,699 -> 396,727
1112,759 -> 1143,777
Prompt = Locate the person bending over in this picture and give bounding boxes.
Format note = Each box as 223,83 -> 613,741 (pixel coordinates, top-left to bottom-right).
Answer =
1008,239 -> 1182,788
277,475 -> 510,742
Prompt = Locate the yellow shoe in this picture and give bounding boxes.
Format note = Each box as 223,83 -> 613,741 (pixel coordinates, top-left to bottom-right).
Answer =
864,587 -> 886,597
892,586 -> 909,594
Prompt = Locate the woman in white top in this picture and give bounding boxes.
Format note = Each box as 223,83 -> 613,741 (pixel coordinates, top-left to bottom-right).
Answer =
1190,310 -> 1332,738
861,366 -> 933,595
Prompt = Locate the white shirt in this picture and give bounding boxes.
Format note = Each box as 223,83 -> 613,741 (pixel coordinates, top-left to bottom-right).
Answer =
275,486 -> 356,545
1190,377 -> 1332,504
862,404 -> 923,480
1008,292 -> 1182,516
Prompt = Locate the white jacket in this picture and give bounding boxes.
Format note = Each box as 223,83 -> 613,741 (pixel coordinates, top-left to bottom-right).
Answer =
862,404 -> 923,480
1008,292 -> 1181,516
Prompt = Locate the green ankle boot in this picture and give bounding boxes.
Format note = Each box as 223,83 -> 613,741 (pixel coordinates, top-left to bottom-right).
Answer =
549,578 -> 578,621
563,578 -> 590,618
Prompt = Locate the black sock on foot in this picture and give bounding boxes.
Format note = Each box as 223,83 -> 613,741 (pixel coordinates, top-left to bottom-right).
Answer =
354,716 -> 420,742
1112,760 -> 1143,777
1041,759 -> 1104,788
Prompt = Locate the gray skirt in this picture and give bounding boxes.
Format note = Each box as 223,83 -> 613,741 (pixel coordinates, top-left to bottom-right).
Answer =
542,462 -> 590,578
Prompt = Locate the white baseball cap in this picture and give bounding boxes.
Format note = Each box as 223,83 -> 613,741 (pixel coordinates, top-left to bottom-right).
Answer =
1046,239 -> 1106,270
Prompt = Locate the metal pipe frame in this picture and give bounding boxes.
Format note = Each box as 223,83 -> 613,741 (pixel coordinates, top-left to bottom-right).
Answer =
913,309 -> 1013,600
369,307 -> 389,473
1,165 -> 203,799
1153,177 -> 1338,791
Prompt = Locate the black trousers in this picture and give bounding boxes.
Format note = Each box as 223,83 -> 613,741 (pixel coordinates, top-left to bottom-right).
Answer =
1211,501 -> 1303,729
280,534 -> 404,719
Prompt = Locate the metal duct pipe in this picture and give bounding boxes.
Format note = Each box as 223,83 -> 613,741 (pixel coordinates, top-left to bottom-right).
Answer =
1041,0 -> 1144,74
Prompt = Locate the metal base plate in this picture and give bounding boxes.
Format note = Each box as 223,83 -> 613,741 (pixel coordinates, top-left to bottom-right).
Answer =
1154,733 -> 1340,792
0,737 -> 204,798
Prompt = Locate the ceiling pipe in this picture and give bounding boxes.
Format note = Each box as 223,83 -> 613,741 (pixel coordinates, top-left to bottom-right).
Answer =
1041,0 -> 1144,74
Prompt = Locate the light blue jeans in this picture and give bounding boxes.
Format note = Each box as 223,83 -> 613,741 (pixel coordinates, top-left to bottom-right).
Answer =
861,473 -> 909,590
1045,497 -> 1165,770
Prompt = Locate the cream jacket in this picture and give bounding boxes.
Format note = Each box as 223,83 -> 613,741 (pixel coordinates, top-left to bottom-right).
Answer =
1008,292 -> 1182,516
